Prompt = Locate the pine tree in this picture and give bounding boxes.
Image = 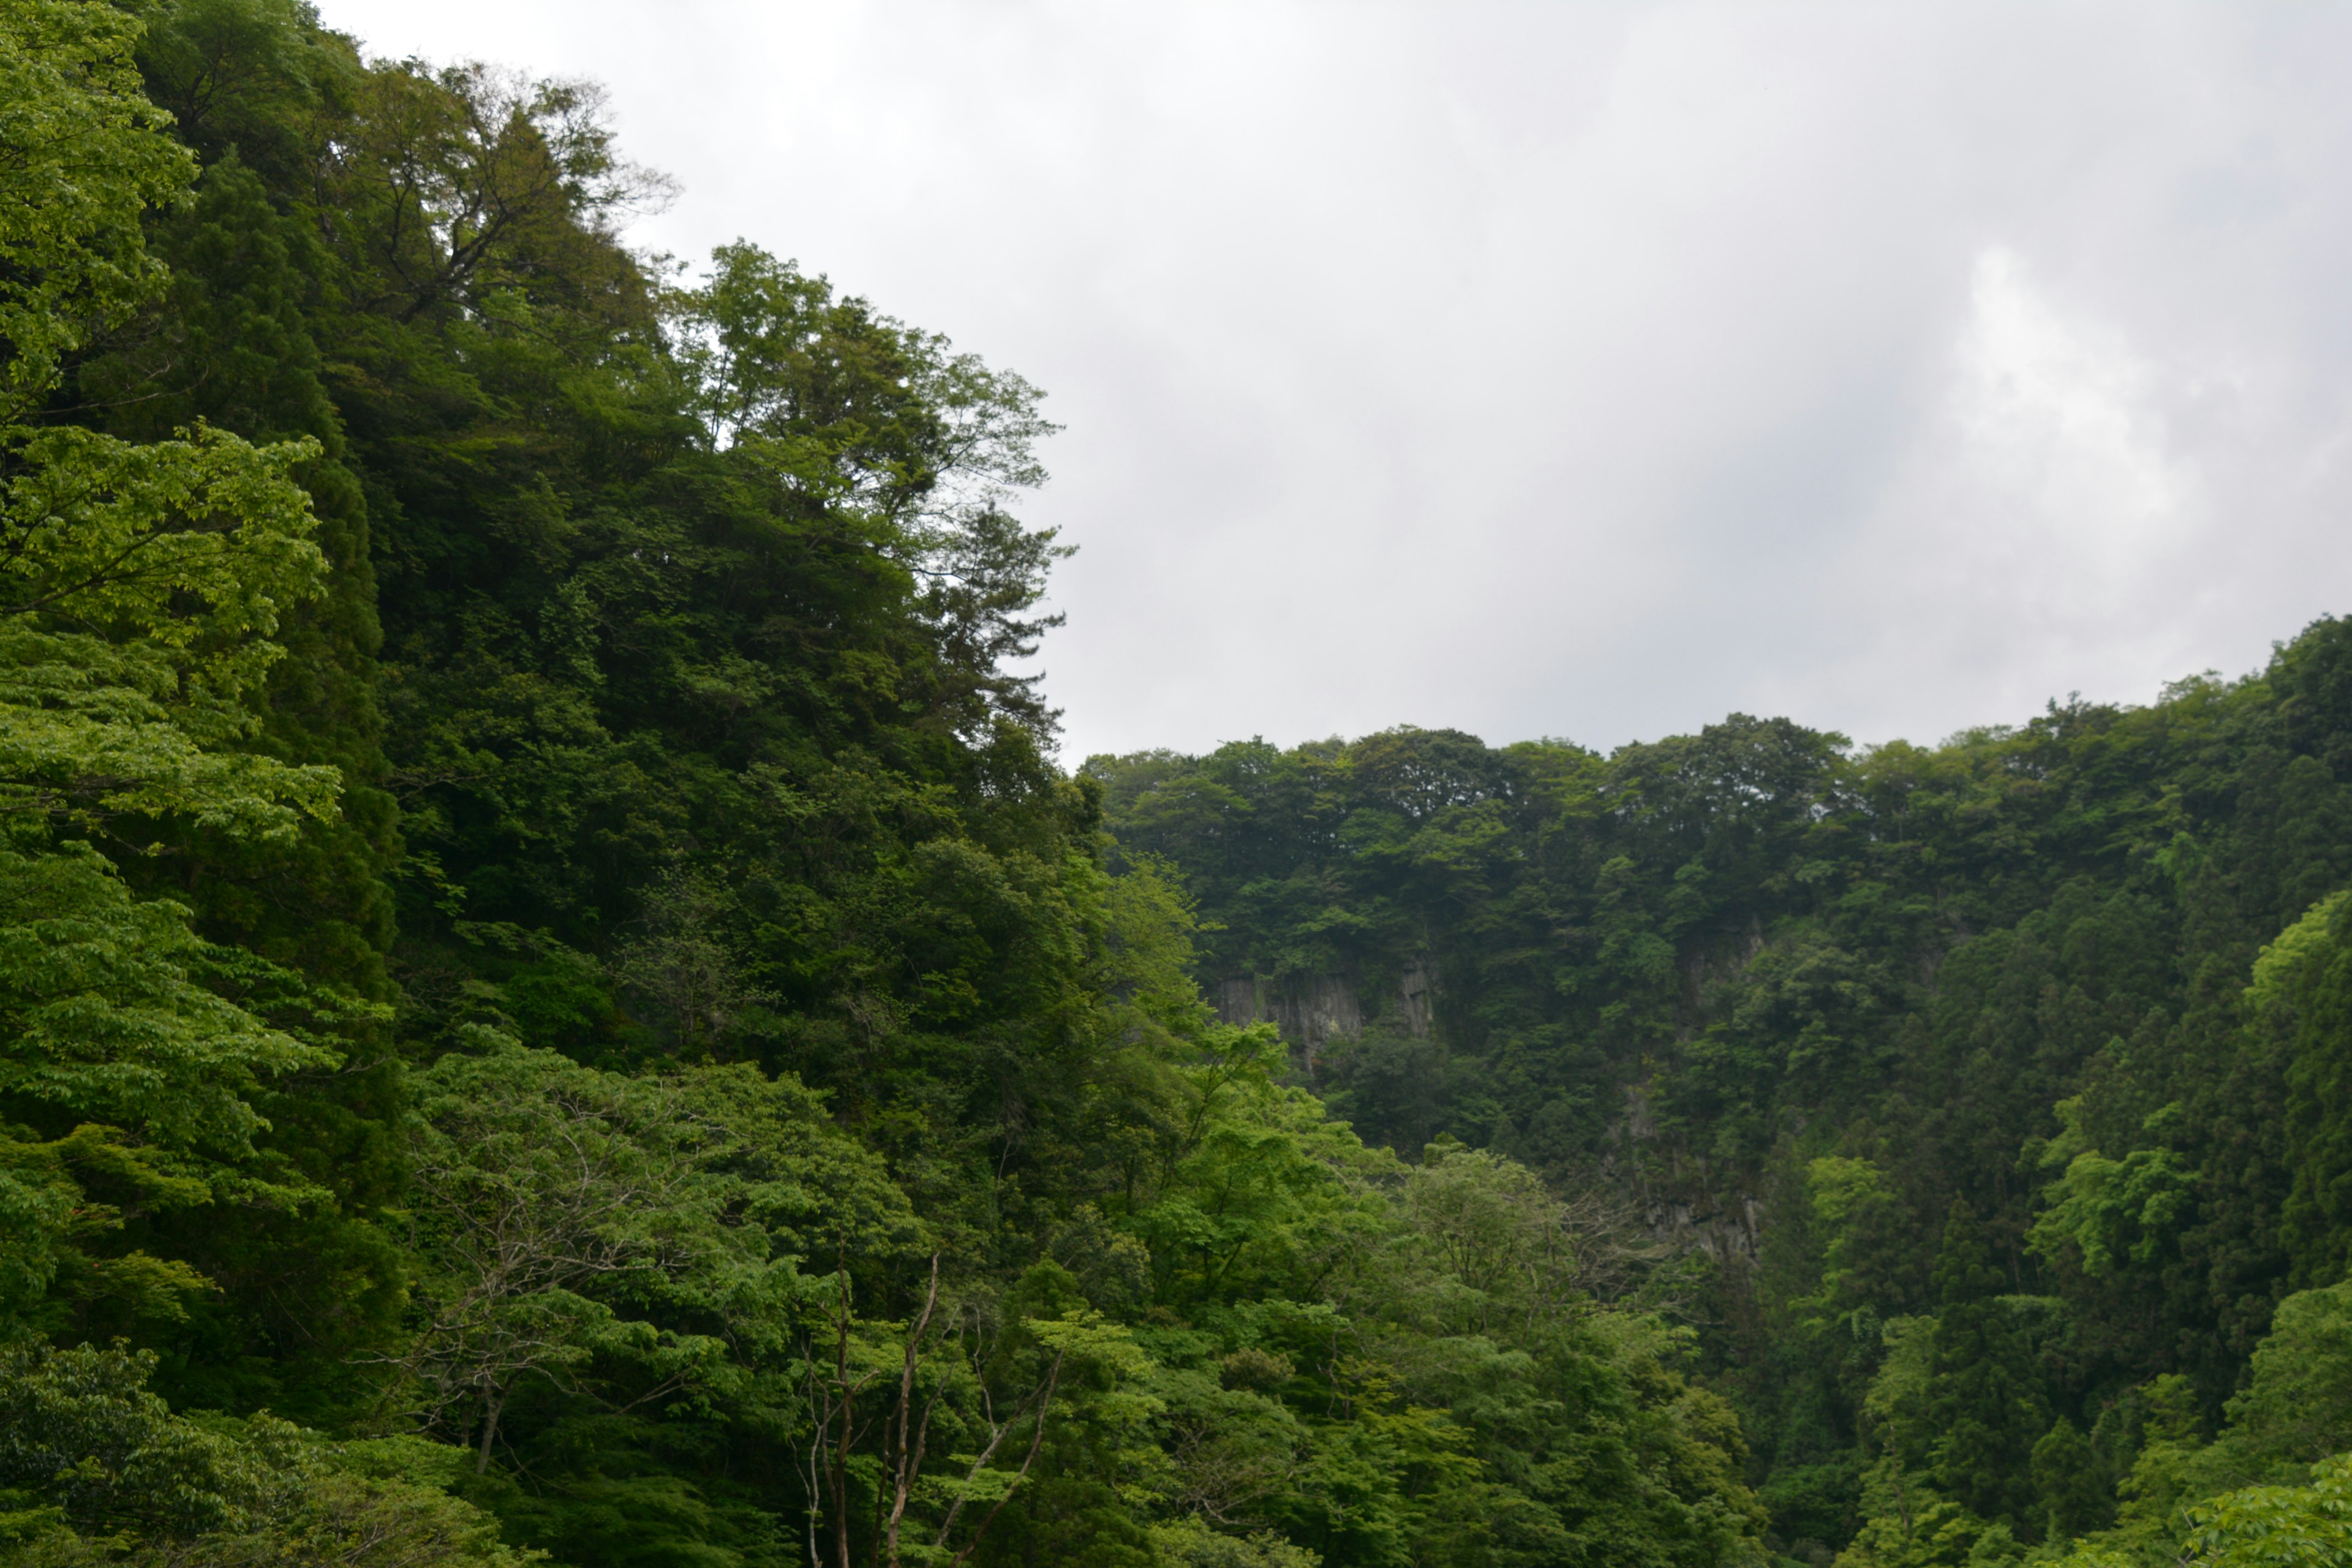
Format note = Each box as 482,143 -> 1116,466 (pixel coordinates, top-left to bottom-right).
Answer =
1926,1201 -> 2050,1531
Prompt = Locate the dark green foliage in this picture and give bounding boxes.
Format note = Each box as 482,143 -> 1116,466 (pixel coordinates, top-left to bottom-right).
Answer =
1092,636 -> 2352,1560
1920,1204 -> 2046,1529
17,2 -> 2352,1564
0,1340 -> 526,1566
0,1339 -> 290,1541
0,7 -> 1776,1566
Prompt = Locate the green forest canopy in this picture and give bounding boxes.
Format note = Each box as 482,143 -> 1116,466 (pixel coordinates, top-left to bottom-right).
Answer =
2,4 -> 2351,1568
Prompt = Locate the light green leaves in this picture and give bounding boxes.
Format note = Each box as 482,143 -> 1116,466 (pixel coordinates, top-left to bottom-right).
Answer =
0,424 -> 338,840
0,842 -> 329,1152
0,1341 -> 531,1566
1,424 -> 327,658
1028,1306 -> 1151,1381
1,0 -> 336,846
2182,1454 -> 2352,1567
2248,892 -> 2350,1016
2028,1102 -> 2195,1278
0,0 -> 350,1335
391,1042 -> 748,1458
0,0 -> 195,417
0,842 -> 340,1324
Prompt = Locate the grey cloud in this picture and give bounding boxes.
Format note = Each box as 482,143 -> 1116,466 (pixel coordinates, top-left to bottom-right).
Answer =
324,0 -> 2352,759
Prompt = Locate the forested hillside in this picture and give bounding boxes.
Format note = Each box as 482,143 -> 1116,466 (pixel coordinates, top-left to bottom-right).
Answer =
1089,646 -> 2352,1566
0,5 -> 1763,1568
2,4 -> 2349,1568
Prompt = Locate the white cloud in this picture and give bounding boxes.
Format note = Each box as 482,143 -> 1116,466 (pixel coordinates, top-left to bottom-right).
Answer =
317,0 -> 2352,759
1953,246 -> 2196,578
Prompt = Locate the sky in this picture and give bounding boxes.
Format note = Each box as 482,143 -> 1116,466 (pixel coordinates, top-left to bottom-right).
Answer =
323,0 -> 2352,764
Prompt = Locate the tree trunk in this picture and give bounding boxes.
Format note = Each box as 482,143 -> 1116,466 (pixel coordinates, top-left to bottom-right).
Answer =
834,1273 -> 857,1568
475,1384 -> 505,1475
883,1256 -> 943,1568
941,1351 -> 1063,1568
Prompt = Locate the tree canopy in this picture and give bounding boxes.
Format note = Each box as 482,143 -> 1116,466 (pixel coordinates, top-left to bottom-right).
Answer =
0,6 -> 1765,1568
6,4 -> 2352,1568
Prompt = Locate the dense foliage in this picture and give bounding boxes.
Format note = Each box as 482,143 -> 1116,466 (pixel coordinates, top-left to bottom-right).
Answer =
9,4 -> 2352,1566
1089,639 -> 2352,1563
0,5 -> 1766,1568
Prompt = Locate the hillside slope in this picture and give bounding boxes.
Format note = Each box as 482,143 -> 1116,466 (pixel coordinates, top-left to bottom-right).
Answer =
1091,629 -> 2352,1561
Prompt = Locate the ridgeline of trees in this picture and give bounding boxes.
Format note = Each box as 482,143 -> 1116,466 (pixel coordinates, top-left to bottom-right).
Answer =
0,4 -> 2347,1568
0,5 -> 1757,1568
1089,643 -> 2352,1566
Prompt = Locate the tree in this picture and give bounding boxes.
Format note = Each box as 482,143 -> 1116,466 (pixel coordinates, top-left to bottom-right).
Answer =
0,0 -> 336,842
1923,1203 -> 2049,1532
2180,1454 -> 2352,1568
384,1040 -> 755,1471
2192,1281 -> 2352,1492
677,241 -> 1068,735
0,1339 -> 529,1567
0,0 -> 190,411
0,0 -> 363,1344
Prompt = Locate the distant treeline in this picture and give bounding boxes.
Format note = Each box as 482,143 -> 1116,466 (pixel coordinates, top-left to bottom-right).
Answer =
0,4 -> 1770,1568
1090,627 -> 2352,1565
5,1 -> 2350,1564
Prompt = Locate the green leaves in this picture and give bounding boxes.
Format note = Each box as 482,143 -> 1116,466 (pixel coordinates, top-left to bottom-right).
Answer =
1,424 -> 325,655
0,0 -> 336,854
0,1339 -> 298,1542
682,242 -> 1056,528
0,1342 -> 529,1566
0,843 -> 328,1152
390,1042 -> 762,1460
672,241 -> 1070,738
2028,1099 -> 2196,1279
0,422 -> 339,838
0,0 -> 359,1346
2182,1455 -> 2352,1568
0,841 -> 346,1328
0,0 -> 194,417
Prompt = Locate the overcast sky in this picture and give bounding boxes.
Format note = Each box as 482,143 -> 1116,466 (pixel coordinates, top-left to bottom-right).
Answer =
323,0 -> 2352,763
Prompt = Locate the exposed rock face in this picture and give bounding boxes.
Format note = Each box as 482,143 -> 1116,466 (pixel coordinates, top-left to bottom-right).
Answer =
1644,1193 -> 1764,1261
1219,965 -> 1766,1263
1610,1085 -> 1763,1260
1215,975 -> 1360,1069
1397,955 -> 1434,1039
1215,958 -> 1436,1071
